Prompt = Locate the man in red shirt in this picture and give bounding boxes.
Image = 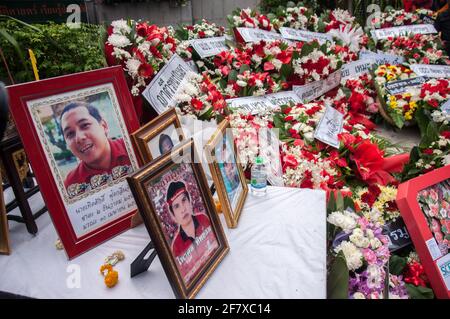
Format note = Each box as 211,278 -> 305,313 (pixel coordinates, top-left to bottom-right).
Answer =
166,181 -> 219,284
60,101 -> 132,197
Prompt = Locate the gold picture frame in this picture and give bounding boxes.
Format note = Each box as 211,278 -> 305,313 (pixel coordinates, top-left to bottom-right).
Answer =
131,107 -> 185,164
127,139 -> 229,299
205,119 -> 248,228
0,171 -> 11,255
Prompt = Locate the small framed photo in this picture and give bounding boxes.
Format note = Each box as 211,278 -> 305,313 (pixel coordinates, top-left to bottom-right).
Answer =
7,66 -> 140,259
131,107 -> 184,163
127,139 -> 229,299
0,174 -> 10,255
397,164 -> 450,299
205,119 -> 248,228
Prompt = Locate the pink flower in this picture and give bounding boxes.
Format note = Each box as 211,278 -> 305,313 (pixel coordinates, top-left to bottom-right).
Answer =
363,248 -> 377,265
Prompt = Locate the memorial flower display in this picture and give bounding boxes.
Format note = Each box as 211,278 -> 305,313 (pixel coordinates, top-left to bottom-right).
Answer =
369,9 -> 421,29
378,34 -> 450,65
8,1 -> 448,300
105,19 -> 177,96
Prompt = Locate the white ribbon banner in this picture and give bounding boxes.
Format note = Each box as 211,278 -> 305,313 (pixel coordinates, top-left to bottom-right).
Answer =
279,27 -> 333,44
410,64 -> 450,78
142,54 -> 192,114
293,69 -> 341,103
191,36 -> 229,58
370,24 -> 438,40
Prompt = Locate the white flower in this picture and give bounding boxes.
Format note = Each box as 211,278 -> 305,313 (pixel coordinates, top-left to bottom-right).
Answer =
335,241 -> 363,271
349,228 -> 370,248
237,80 -> 248,87
111,19 -> 131,34
327,211 -> 357,233
108,34 -> 131,48
125,58 -> 141,78
353,292 -> 366,299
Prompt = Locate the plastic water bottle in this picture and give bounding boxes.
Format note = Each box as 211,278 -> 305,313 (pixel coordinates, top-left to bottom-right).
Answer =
251,156 -> 267,197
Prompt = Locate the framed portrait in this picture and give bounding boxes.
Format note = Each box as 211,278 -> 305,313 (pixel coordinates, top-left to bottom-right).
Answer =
0,172 -> 10,255
131,107 -> 185,164
7,66 -> 140,259
127,139 -> 229,299
205,120 -> 248,228
397,164 -> 450,299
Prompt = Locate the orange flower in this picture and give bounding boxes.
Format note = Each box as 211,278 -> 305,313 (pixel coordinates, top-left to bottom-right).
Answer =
104,270 -> 119,288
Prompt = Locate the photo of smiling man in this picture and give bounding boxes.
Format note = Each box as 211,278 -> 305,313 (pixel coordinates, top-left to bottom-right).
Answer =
60,101 -> 133,195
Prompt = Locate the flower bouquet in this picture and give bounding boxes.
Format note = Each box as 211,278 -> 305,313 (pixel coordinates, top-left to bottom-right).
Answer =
174,72 -> 227,121
105,19 -> 177,97
227,7 -> 273,44
369,9 -> 421,29
378,34 -> 450,66
373,64 -> 418,128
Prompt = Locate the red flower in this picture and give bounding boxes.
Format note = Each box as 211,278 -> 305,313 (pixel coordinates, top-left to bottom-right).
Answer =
263,61 -> 275,71
191,98 -> 204,111
441,131 -> 450,139
351,140 -> 384,181
138,62 -> 154,78
422,148 -> 434,155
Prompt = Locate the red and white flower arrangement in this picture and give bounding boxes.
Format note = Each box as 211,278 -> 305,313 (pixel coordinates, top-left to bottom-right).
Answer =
379,34 -> 450,65
105,19 -> 177,96
369,9 -> 420,29
174,72 -> 227,120
227,7 -> 273,31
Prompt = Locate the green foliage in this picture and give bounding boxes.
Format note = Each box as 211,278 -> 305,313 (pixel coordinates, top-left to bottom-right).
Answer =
406,284 -> 435,299
0,18 -> 106,84
328,251 -> 349,299
389,255 -> 407,275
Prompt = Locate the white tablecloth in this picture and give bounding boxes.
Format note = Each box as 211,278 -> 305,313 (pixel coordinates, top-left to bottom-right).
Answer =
0,186 -> 326,299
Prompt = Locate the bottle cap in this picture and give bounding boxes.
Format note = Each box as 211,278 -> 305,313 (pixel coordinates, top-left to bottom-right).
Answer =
255,156 -> 264,164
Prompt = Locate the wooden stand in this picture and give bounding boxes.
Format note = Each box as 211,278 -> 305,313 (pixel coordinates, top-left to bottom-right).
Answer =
0,134 -> 46,235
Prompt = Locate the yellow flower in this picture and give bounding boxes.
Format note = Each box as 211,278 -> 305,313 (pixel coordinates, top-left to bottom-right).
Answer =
405,111 -> 412,120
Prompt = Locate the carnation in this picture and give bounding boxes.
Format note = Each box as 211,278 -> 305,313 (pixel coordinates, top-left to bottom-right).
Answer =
335,241 -> 363,271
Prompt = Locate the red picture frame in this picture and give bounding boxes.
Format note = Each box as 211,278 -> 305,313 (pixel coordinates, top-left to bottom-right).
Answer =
7,66 -> 140,259
396,164 -> 450,299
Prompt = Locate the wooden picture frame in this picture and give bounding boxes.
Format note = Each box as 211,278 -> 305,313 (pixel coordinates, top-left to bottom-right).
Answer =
127,139 -> 229,299
0,171 -> 11,255
205,119 -> 248,228
131,107 -> 185,164
7,66 -> 141,259
396,164 -> 450,299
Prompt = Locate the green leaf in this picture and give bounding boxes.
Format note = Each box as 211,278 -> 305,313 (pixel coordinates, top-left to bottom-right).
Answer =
389,255 -> 407,275
327,252 -> 349,299
414,107 -> 429,138
405,284 -> 434,299
336,191 -> 344,211
327,191 -> 336,213
239,64 -> 250,74
228,69 -> 238,82
343,196 -> 355,211
389,111 -> 405,129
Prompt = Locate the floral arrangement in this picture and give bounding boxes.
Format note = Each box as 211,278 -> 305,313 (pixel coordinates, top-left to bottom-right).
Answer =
174,19 -> 225,41
417,180 -> 450,255
270,5 -> 319,31
174,72 -> 227,120
389,274 -> 409,299
328,207 -> 390,299
227,8 -> 273,31
378,34 -> 450,65
320,9 -> 358,33
354,184 -> 401,223
229,112 -> 273,169
369,9 -> 421,29
105,19 -> 177,96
